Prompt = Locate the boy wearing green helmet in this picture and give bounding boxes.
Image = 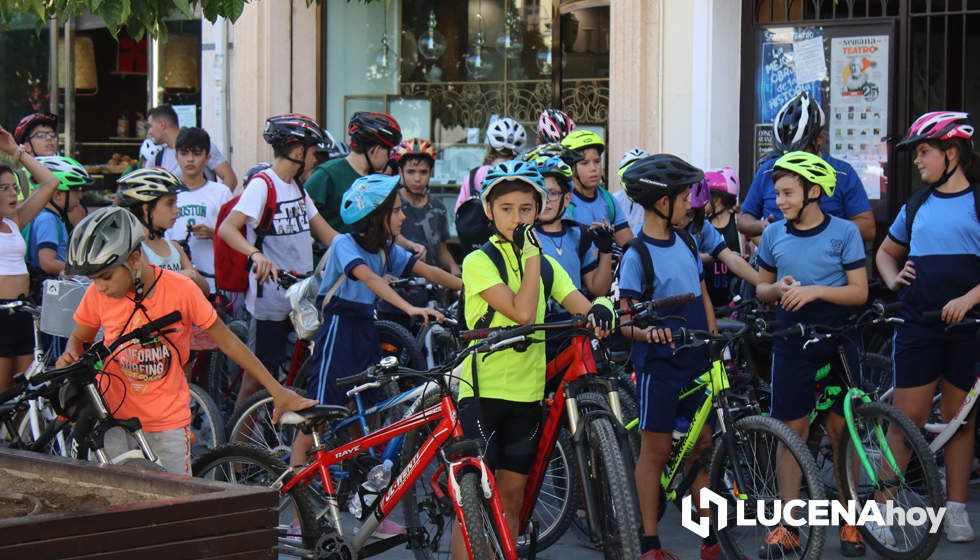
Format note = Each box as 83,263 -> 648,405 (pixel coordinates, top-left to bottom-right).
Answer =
560,130 -> 633,247
755,151 -> 869,558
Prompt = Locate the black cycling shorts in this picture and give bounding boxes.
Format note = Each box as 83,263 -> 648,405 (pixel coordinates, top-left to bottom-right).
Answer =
458,397 -> 542,475
0,302 -> 34,358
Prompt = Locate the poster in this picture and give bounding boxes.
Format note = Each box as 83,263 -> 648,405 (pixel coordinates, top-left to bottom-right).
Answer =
756,28 -> 824,126
754,124 -> 775,168
829,35 -> 889,200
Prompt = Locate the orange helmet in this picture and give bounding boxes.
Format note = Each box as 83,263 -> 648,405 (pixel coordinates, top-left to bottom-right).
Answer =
390,137 -> 436,167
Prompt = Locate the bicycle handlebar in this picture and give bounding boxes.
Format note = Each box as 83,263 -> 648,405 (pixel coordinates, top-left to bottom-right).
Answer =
0,300 -> 40,317
920,309 -> 979,326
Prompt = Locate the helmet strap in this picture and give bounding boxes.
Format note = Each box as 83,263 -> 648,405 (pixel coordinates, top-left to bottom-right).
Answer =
141,201 -> 167,240
930,152 -> 958,189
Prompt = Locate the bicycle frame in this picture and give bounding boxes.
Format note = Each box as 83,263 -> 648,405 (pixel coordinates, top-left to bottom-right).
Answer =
281,393 -> 516,559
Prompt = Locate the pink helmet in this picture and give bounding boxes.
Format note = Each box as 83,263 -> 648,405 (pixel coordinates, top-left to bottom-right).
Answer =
688,178 -> 711,208
704,166 -> 740,198
896,111 -> 974,149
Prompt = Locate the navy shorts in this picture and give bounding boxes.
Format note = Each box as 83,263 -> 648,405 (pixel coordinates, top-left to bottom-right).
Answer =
893,322 -> 978,392
458,397 -> 543,474
636,368 -> 708,433
770,337 -> 860,422
308,308 -> 383,407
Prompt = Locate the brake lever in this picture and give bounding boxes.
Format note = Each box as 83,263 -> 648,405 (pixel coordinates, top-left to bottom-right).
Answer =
802,333 -> 830,351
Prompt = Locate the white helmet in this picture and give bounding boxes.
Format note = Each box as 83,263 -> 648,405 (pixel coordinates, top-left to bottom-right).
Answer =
66,206 -> 145,276
140,137 -> 165,163
486,117 -> 527,155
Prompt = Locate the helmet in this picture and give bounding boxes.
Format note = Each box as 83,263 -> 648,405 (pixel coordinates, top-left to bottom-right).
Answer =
618,148 -> 649,178
116,167 -> 187,207
773,151 -> 836,197
244,162 -> 272,187
704,166 -> 740,198
896,111 -> 974,149
522,142 -> 583,166
35,156 -> 93,191
315,128 -> 338,155
479,160 -> 547,209
340,174 -> 400,225
773,91 -> 825,153
530,155 -> 574,192
330,141 -> 351,159
391,137 -> 437,166
14,112 -> 57,144
560,129 -> 604,155
688,178 -> 711,208
348,111 -> 402,150
486,117 -> 527,155
537,108 -> 576,143
65,206 -> 146,276
622,154 -> 704,208
263,113 -> 325,148
140,137 -> 165,163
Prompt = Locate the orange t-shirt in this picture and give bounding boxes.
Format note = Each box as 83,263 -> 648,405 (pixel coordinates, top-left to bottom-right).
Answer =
74,267 -> 218,432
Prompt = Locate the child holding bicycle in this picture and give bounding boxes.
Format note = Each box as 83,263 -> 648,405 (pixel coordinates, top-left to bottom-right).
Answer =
56,207 -> 314,474
755,151 -> 868,557
456,160 -> 615,554
876,111 -> 980,543
617,154 -> 719,560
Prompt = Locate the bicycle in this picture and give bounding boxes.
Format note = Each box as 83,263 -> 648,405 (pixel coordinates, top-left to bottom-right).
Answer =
194,338 -> 521,560
0,311 -> 186,470
757,302 -> 944,560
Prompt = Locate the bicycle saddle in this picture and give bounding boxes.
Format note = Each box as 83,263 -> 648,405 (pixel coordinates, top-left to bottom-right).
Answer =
279,405 -> 352,427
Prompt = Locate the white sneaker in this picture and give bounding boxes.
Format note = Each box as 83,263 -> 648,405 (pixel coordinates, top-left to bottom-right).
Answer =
864,517 -> 896,547
945,507 -> 976,543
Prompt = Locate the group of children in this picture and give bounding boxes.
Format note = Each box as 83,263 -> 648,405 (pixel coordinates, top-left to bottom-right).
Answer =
0,98 -> 976,559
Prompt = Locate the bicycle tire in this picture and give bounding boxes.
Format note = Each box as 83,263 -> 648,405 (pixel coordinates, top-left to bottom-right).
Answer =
415,322 -> 461,368
188,382 -> 226,458
193,443 -> 320,554
226,388 -> 306,463
521,426 -> 580,554
709,414 -> 826,560
858,352 -> 892,399
458,470 -> 509,560
377,319 -> 426,371
208,348 -> 243,420
836,401 -> 943,560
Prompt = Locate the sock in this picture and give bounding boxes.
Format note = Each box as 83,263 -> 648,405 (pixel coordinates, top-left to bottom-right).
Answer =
641,535 -> 661,553
947,500 -> 966,512
703,534 -> 718,546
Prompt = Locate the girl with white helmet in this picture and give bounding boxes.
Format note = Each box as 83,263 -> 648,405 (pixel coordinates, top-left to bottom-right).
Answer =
453,116 -> 527,212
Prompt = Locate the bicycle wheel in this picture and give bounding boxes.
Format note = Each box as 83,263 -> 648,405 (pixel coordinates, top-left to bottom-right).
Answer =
401,392 -> 454,559
226,388 -> 305,463
415,322 -> 461,368
575,392 -> 642,559
836,401 -> 943,560
858,352 -> 893,399
521,426 -> 580,554
377,319 -> 426,371
188,382 -> 226,459
458,469 -> 510,560
208,348 -> 243,420
709,414 -> 826,560
193,443 -> 319,557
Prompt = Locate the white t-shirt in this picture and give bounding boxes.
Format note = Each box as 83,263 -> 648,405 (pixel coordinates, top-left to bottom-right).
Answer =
233,172 -> 318,321
165,180 -> 232,290
144,144 -> 228,177
612,189 -> 646,235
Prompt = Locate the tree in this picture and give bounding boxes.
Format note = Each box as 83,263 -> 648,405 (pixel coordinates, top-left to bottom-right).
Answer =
0,1 -> 381,40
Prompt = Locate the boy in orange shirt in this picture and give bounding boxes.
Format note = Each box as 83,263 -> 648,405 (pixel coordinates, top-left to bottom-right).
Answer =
57,206 -> 314,474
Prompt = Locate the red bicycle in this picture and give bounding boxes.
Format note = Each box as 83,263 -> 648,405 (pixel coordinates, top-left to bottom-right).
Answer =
193,336 -> 519,560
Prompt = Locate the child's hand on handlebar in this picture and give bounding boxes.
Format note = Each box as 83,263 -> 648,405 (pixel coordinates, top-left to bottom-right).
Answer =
409,306 -> 444,325
646,327 -> 674,348
250,252 -> 280,285
942,293 -> 977,325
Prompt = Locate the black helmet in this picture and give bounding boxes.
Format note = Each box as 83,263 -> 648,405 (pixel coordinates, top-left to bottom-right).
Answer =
347,111 -> 402,150
773,91 -> 825,153
622,154 -> 704,208
263,114 -> 325,148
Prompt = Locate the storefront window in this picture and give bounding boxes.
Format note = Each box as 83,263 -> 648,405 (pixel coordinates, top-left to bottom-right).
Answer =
0,16 -> 51,135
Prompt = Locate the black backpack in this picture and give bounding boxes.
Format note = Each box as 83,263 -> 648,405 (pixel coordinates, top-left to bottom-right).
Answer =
621,227 -> 699,300
459,239 -> 555,330
904,183 -> 980,245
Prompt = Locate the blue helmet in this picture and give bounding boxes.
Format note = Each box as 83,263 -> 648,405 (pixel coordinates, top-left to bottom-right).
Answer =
341,173 -> 400,225
479,160 -> 547,209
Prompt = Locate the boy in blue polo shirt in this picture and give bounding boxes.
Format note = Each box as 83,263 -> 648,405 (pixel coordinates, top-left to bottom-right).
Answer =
755,151 -> 868,558
617,154 -> 718,560
560,130 -> 633,247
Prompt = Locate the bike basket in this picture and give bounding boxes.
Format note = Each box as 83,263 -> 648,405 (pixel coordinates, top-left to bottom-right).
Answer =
41,278 -> 92,338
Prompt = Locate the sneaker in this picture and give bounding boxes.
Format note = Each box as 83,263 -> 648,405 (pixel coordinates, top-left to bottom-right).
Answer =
372,518 -> 407,539
864,517 -> 896,547
641,549 -> 679,560
700,541 -> 723,560
945,507 -> 977,543
758,526 -> 801,559
839,524 -> 866,557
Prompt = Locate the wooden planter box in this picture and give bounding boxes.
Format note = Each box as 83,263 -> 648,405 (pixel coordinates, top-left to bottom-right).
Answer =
0,447 -> 277,559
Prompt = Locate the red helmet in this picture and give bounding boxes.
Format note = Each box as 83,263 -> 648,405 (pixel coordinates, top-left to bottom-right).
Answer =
262,114 -> 325,148
15,112 -> 58,144
896,111 -> 974,149
348,111 -> 402,150
390,137 -> 436,166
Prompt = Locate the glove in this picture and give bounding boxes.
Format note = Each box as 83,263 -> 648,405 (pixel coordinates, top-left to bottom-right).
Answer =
512,223 -> 542,257
587,296 -> 616,332
590,225 -> 615,254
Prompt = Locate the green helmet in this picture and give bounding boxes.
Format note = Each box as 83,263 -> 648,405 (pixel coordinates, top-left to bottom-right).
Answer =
560,129 -> 605,155
523,142 -> 583,166
773,151 -> 836,197
35,156 -> 93,191
530,155 -> 574,192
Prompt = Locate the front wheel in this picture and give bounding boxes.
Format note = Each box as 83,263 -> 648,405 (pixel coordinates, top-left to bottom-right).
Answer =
836,401 -> 943,560
188,382 -> 225,459
457,470 -> 511,560
709,414 -> 827,560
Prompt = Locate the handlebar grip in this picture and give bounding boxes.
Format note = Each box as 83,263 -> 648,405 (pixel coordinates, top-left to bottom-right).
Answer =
879,301 -> 904,316
335,370 -> 376,389
459,328 -> 492,342
920,310 -> 943,323
770,323 -> 807,339
142,310 -> 183,335
652,292 -> 696,308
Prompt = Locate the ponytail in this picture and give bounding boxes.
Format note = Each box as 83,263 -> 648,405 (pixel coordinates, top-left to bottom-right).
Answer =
939,138 -> 980,184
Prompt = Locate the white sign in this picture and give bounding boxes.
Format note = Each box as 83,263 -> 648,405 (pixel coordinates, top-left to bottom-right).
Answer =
792,36 -> 827,84
173,104 -> 198,128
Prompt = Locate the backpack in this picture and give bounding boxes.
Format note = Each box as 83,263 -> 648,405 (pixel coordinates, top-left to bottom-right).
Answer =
213,172 -> 278,292
904,183 -> 980,245
455,168 -> 493,255
459,240 -> 556,330
622,227 -> 699,300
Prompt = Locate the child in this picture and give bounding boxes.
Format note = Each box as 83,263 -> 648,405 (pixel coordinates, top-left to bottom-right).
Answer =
617,154 -> 718,560
56,206 -> 315,474
560,130 -> 633,247
454,160 -> 615,552
453,117 -> 527,212
703,167 -> 746,306
536,108 -> 576,144
681,174 -> 760,307
876,111 -> 980,544
755,151 -> 868,557
612,148 -> 649,235
166,127 -> 233,292
116,168 -> 209,294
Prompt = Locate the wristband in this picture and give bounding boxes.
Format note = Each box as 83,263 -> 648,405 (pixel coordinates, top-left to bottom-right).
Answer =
248,250 -> 261,262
